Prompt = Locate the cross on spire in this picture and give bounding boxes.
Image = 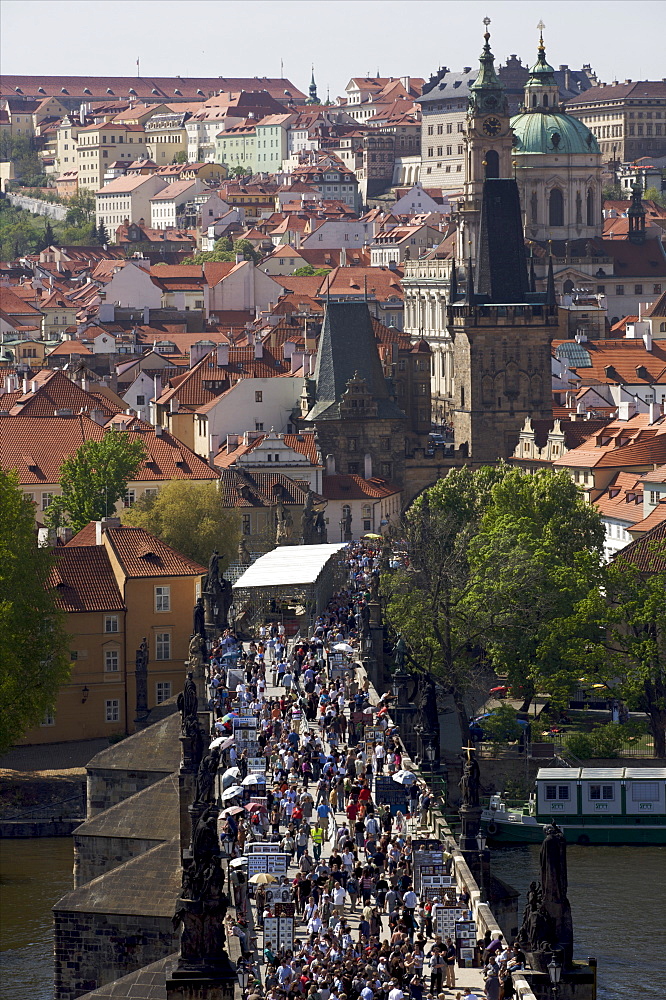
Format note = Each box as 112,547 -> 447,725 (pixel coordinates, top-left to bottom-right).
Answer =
537,19 -> 546,49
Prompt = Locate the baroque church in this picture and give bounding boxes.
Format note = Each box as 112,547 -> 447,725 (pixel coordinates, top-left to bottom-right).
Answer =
404,23 -> 602,454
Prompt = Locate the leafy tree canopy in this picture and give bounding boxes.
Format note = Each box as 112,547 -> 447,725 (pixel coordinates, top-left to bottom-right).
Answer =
46,432 -> 146,532
0,470 -> 70,752
292,265 -> 331,277
121,480 -> 239,569
182,238 -> 262,266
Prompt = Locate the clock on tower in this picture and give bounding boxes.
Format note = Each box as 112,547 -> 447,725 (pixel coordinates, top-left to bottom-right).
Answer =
457,19 -> 515,261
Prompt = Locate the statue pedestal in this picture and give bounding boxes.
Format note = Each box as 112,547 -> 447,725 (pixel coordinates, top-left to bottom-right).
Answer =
459,803 -> 483,851
368,599 -> 381,626
392,704 -> 418,756
517,964 -> 597,1000
166,952 -> 237,1000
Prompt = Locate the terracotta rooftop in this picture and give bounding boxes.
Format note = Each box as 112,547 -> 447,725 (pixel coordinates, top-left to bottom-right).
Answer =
102,525 -> 206,578
614,520 -> 666,573
49,546 -> 124,613
321,474 -> 399,500
219,469 -> 315,508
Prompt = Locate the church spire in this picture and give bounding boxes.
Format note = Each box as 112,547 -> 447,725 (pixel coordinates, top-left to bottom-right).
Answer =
307,65 -> 320,105
524,21 -> 559,110
469,17 -> 508,116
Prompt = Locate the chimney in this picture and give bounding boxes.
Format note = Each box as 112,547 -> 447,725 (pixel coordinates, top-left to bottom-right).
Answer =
170,397 -> 179,413
216,343 -> 229,366
617,401 -> 636,421
649,401 -> 661,425
326,453 -> 336,475
143,306 -> 150,324
283,341 -> 296,360
189,342 -> 212,367
364,453 -> 373,479
340,247 -> 347,267
254,340 -> 263,359
235,253 -> 244,264
153,374 -> 162,400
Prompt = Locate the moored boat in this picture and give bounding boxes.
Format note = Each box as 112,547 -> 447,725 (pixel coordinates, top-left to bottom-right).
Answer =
481,766 -> 666,845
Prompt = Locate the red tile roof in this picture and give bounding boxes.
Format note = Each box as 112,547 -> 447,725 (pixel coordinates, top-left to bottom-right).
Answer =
615,521 -> 666,573
49,546 -> 124,612
322,475 -> 399,500
103,526 -> 206,578
8,370 -> 123,419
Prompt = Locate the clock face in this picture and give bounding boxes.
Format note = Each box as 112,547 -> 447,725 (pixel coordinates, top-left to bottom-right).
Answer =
482,116 -> 502,137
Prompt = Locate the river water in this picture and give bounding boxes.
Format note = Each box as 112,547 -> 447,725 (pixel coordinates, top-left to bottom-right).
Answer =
490,843 -> 666,1000
0,838 -> 73,1000
1,838 -> 664,1000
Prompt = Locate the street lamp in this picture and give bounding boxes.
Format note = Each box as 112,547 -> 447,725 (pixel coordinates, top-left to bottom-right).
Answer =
237,962 -> 250,1000
476,831 -> 487,902
548,955 -> 562,999
476,832 -> 487,851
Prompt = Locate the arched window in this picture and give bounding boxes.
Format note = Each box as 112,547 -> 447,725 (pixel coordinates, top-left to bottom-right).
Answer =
586,188 -> 595,227
563,279 -> 575,294
549,188 -> 564,226
485,149 -> 499,178
532,93 -> 537,108
543,94 -> 549,108
660,322 -> 666,333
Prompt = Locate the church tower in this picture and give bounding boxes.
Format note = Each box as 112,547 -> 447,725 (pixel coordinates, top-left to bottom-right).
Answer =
306,66 -> 321,105
457,19 -> 515,261
449,175 -> 557,463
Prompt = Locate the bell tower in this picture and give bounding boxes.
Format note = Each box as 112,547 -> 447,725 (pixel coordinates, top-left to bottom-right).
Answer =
457,19 -> 515,261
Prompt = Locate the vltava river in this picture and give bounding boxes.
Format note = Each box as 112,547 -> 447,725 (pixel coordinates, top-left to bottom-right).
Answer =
490,843 -> 666,1000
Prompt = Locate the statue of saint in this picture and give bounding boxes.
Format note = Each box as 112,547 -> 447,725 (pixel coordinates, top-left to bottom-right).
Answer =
276,500 -> 293,545
459,745 -> 480,807
194,747 -> 220,806
177,671 -> 199,732
393,634 -> 407,670
193,597 -> 206,639
301,490 -> 316,545
342,508 -> 352,542
135,637 -> 148,673
315,509 -> 327,543
238,536 -> 251,566
205,550 -> 220,593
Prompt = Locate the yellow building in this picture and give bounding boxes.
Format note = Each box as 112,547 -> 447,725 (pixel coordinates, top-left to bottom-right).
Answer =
76,122 -> 149,192
20,522 -> 206,745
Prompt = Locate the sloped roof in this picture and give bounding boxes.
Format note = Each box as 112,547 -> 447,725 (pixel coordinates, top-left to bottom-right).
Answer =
8,370 -> 124,419
103,526 -> 206,578
219,469 -> 316,508
614,521 -> 666,573
322,474 -> 400,499
306,301 -> 405,421
49,546 -> 124,612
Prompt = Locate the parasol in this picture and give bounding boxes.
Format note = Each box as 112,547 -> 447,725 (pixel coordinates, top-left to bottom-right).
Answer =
392,769 -> 417,785
249,872 -> 277,885
221,784 -> 243,801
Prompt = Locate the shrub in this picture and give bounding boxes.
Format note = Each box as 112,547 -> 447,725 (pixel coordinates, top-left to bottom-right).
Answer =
480,705 -> 524,743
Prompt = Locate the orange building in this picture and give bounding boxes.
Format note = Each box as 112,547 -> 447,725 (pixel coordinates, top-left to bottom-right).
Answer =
21,521 -> 205,745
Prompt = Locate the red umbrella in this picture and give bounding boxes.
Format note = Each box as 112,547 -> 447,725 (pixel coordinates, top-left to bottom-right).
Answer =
490,685 -> 508,694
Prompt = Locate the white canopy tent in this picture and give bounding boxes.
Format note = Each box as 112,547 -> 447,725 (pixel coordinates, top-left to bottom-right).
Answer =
232,543 -> 348,628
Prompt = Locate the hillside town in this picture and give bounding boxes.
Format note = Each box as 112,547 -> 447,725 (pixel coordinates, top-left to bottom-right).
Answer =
1,11 -> 666,1000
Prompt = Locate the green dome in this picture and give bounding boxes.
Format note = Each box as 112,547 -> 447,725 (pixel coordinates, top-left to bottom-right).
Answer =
511,111 -> 601,155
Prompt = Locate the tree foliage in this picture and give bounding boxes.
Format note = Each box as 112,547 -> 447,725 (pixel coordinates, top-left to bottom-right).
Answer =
292,265 -> 331,277
65,190 -> 96,227
0,136 -> 48,187
46,432 -> 146,532
182,238 -> 262,266
0,197 -> 95,258
120,480 -> 239,569
554,545 -> 666,757
0,470 -> 70,752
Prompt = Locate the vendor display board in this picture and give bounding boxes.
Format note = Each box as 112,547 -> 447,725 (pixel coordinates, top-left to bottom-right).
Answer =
274,901 -> 296,918
435,905 -> 465,938
412,839 -> 443,853
227,668 -> 244,691
265,885 -> 293,906
247,758 -> 266,773
245,842 -> 281,855
421,884 -> 456,904
414,862 -> 449,892
364,726 -> 385,744
414,847 -> 445,891
246,853 -> 289,878
374,776 -> 409,810
455,919 -> 478,968
233,717 -> 259,754
263,915 -> 294,956
240,706 -> 256,717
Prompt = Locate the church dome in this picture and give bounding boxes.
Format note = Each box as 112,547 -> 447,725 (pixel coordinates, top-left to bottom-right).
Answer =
510,110 -> 600,156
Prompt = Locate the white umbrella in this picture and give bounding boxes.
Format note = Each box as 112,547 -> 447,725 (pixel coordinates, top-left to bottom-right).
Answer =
332,642 -> 355,653
229,856 -> 247,868
210,736 -> 235,750
221,784 -> 243,800
392,769 -> 417,786
241,773 -> 266,786
223,766 -> 241,778
222,768 -> 241,789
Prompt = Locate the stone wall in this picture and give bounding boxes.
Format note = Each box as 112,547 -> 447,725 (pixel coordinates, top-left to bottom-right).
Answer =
73,833 -> 165,888
6,191 -> 68,220
54,909 -> 178,1000
86,767 -> 171,817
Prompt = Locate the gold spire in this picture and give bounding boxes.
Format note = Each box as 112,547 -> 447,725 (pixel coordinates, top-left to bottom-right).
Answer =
537,19 -> 546,52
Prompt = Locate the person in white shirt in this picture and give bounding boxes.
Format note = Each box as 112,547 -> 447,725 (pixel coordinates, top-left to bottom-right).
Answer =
332,881 -> 347,911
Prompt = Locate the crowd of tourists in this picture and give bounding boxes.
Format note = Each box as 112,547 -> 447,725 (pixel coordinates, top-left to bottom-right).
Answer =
204,541 -> 520,1000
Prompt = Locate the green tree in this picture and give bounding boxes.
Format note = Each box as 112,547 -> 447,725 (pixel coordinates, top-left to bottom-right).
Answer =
383,465 -> 508,743
182,237 -> 262,266
0,470 -> 70,752
96,220 -> 110,246
557,544 -> 666,757
231,165 -> 250,177
47,432 -> 146,532
643,186 -> 666,208
64,190 -> 96,227
465,469 -> 604,712
173,150 -> 188,164
121,480 -> 239,569
292,265 -> 332,277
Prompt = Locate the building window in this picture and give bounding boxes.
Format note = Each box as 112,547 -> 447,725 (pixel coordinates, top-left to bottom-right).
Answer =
41,710 -> 56,727
348,438 -> 358,452
255,422 -> 264,431
632,782 -> 659,801
548,188 -> 564,227
104,649 -> 119,672
255,391 -> 263,402
105,699 -> 120,723
347,462 -> 359,474
545,785 -> 570,800
242,514 -> 251,535
156,681 -> 172,704
124,489 -> 136,508
155,586 -> 170,612
136,395 -> 145,406
589,784 -> 614,800
144,488 -> 159,500
41,492 -> 54,510
634,284 -> 643,295
381,462 -> 392,479
104,615 -> 119,633
156,632 -> 171,660
616,285 -> 624,295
